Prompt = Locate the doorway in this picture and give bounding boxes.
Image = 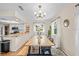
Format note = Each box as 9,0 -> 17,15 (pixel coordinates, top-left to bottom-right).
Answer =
50,18 -> 61,48
4,24 -> 9,35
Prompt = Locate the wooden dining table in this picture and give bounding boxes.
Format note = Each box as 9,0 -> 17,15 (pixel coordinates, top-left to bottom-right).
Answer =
25,35 -> 55,55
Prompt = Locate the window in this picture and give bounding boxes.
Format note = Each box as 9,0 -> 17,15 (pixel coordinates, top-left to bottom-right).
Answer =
33,23 -> 44,33
51,21 -> 57,35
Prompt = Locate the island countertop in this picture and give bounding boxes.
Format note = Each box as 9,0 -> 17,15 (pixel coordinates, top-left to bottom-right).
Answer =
0,32 -> 27,37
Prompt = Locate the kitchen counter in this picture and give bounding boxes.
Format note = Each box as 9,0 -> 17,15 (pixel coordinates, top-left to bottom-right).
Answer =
0,32 -> 31,52
0,30 -> 34,52
3,32 -> 27,37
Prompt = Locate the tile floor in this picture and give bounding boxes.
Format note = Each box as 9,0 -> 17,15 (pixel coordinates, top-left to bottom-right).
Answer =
51,48 -> 66,56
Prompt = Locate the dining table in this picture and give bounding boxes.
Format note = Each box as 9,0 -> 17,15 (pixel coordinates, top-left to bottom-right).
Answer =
25,35 -> 55,55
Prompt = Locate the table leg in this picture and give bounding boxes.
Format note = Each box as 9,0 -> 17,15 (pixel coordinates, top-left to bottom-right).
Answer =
39,46 -> 40,54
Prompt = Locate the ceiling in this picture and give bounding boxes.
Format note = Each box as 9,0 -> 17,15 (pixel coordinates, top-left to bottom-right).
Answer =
0,3 -> 69,23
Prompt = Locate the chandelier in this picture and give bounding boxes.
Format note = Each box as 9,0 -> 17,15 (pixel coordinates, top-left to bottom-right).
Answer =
34,5 -> 46,20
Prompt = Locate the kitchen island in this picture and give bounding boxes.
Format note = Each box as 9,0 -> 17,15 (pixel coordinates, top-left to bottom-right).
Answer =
2,32 -> 31,52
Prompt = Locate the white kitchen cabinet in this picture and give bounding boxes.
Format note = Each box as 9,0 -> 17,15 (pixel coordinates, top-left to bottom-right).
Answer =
3,34 -> 28,52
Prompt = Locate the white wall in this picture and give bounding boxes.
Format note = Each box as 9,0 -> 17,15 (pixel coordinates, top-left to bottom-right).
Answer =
0,10 -> 15,16
56,4 -> 76,55
15,11 -> 25,23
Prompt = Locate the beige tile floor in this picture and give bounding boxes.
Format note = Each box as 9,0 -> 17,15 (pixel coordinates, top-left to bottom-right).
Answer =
51,48 -> 66,56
